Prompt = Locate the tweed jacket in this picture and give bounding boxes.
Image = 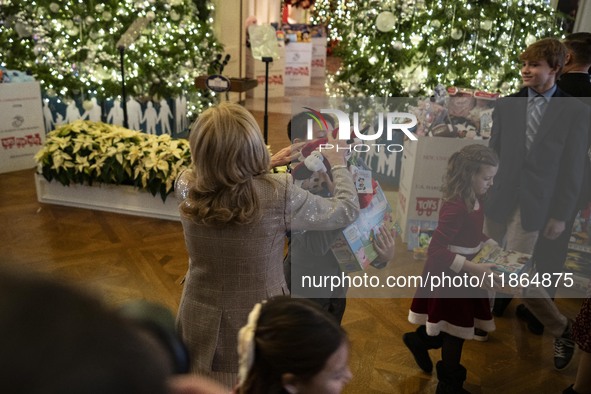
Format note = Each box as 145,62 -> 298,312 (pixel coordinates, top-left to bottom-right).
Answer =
175,167 -> 359,375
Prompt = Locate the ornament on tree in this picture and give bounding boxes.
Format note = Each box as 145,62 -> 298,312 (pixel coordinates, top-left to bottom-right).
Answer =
14,22 -> 32,38
451,28 -> 463,40
375,11 -> 396,33
525,34 -> 537,45
480,20 -> 493,30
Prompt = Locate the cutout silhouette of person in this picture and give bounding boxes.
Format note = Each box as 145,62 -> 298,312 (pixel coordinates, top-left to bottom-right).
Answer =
126,97 -> 143,131
175,96 -> 187,134
64,100 -> 82,123
142,101 -> 158,135
82,97 -> 102,122
42,101 -> 55,133
158,99 -> 173,135
107,99 -> 124,126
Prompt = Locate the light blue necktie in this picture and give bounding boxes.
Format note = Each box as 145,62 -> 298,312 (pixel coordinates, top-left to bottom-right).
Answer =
526,94 -> 546,151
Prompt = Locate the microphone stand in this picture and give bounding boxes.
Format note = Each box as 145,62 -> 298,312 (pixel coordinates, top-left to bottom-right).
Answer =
262,56 -> 273,145
118,46 -> 129,128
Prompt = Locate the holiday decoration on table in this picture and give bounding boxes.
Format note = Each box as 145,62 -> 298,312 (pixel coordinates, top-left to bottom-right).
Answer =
0,0 -> 222,119
312,0 -> 564,97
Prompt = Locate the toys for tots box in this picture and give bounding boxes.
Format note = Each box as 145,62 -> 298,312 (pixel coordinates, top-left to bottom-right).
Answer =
311,36 -> 327,77
246,45 -> 286,99
0,81 -> 45,174
284,42 -> 312,87
396,136 -> 488,251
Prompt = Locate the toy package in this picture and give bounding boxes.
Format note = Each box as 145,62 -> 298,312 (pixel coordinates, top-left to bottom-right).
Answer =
407,85 -> 499,139
330,180 -> 397,272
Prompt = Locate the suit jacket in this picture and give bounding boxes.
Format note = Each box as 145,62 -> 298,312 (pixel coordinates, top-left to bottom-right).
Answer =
174,167 -> 359,375
485,87 -> 590,231
558,72 -> 591,98
558,73 -> 591,207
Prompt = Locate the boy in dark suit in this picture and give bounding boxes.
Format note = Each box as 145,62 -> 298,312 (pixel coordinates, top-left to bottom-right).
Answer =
511,33 -> 591,374
484,37 -> 590,313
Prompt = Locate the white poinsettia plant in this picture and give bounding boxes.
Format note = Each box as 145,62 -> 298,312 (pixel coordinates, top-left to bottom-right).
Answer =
34,120 -> 191,202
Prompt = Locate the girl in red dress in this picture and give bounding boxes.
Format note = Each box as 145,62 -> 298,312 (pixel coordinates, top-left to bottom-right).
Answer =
403,144 -> 499,393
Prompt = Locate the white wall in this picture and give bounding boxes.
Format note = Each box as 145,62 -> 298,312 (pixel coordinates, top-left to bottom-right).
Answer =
574,0 -> 591,32
247,0 -> 281,24
211,0 -> 250,101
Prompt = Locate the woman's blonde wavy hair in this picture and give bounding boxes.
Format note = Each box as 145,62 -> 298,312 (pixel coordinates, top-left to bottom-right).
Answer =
441,144 -> 498,212
181,102 -> 270,225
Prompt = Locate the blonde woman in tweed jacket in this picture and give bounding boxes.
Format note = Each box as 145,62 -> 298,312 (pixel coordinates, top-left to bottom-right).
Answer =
175,102 -> 359,388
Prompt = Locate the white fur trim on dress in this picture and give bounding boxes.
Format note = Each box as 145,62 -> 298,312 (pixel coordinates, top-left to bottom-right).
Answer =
484,238 -> 498,247
408,311 -> 496,340
448,243 -> 482,255
449,254 -> 466,273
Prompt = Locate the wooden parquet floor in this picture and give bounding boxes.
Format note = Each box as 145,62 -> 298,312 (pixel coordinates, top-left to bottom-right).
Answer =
0,71 -> 584,393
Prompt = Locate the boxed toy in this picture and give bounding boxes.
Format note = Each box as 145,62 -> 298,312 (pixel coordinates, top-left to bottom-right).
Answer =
331,181 -> 397,273
565,205 -> 591,293
408,86 -> 499,139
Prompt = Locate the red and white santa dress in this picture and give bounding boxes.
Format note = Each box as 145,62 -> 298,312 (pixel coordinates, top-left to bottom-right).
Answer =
408,197 -> 496,339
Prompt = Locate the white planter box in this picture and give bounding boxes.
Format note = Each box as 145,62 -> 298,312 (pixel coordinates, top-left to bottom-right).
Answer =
35,174 -> 180,221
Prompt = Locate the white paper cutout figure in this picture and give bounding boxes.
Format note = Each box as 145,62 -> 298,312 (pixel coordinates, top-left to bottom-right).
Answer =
157,99 -> 173,135
362,148 -> 378,171
142,101 -> 158,135
175,96 -> 187,133
126,96 -> 142,131
386,153 -> 397,177
376,150 -> 388,175
82,97 -> 102,122
107,99 -> 124,126
43,101 -> 55,132
55,113 -> 64,126
64,100 -> 82,123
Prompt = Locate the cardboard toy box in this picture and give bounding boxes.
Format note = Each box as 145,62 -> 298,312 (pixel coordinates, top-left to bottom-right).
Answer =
311,36 -> 327,78
0,81 -> 45,174
284,42 -> 312,87
331,182 -> 395,273
281,23 -> 326,78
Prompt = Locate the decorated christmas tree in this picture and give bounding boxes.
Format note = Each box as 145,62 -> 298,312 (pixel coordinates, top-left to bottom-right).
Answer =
312,0 -> 564,96
0,0 -> 221,118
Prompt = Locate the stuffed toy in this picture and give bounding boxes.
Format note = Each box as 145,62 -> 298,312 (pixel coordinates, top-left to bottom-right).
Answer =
291,134 -> 378,208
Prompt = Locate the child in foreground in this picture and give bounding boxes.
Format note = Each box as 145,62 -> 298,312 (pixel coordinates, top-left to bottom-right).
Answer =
235,296 -> 352,394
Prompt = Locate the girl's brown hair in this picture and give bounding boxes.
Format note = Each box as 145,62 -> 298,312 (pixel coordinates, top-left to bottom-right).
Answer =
441,144 -> 498,211
240,296 -> 347,394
